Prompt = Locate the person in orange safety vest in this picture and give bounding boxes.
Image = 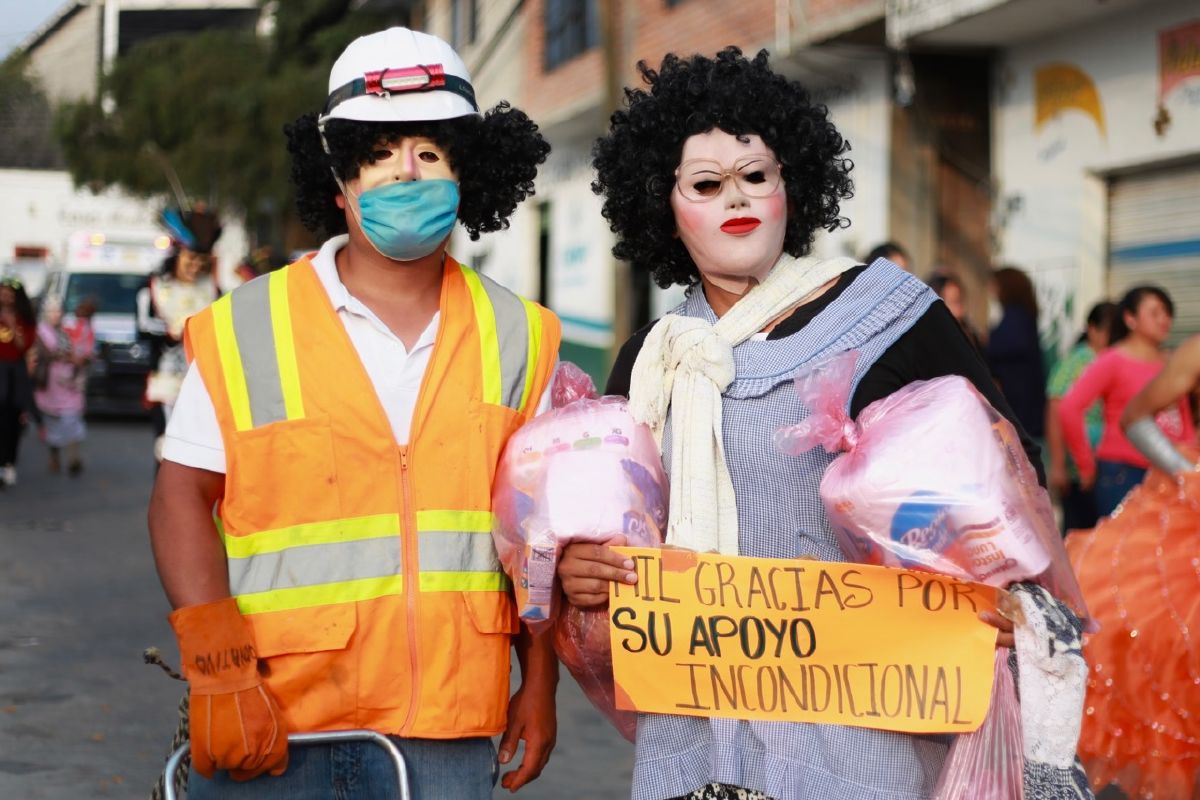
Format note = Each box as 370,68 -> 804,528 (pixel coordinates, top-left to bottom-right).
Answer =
147,27 -> 561,799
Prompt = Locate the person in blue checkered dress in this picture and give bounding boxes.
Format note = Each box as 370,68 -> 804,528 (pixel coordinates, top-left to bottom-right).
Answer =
557,47 -> 1042,800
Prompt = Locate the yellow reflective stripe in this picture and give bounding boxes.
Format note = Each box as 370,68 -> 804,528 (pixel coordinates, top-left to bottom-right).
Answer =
416,509 -> 496,533
268,269 -> 304,422
222,513 -> 401,558
235,574 -> 404,615
519,298 -> 542,413
461,265 -> 502,405
419,572 -> 510,592
211,296 -> 252,432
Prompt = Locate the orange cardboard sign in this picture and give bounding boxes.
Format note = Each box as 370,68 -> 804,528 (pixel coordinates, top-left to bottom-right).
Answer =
609,547 -> 999,733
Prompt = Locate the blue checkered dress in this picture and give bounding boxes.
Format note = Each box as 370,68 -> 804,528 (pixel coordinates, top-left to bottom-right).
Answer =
632,260 -> 946,800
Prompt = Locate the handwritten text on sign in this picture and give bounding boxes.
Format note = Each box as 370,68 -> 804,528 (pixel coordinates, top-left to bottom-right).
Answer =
608,547 -> 999,733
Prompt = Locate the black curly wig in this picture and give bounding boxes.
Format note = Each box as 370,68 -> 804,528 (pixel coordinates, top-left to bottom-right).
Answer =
592,47 -> 854,288
284,102 -> 550,240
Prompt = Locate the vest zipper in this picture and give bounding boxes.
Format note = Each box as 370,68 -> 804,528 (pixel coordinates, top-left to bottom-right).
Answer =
399,445 -> 421,734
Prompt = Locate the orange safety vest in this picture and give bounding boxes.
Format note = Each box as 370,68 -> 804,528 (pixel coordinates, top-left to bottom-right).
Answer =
184,254 -> 560,738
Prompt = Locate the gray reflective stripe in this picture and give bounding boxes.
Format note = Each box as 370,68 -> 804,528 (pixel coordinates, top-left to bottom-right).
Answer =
229,275 -> 286,427
417,531 -> 502,573
228,538 -> 402,596
478,273 -> 530,411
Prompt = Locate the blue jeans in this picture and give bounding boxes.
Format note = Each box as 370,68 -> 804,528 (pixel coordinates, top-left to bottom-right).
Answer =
188,736 -> 498,800
1094,459 -> 1147,517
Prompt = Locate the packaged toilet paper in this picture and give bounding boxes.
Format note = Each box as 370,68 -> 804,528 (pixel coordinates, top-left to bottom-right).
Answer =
491,363 -> 668,632
492,363 -> 668,740
775,351 -> 1088,626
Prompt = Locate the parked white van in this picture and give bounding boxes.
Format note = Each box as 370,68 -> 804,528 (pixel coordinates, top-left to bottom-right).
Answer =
40,232 -> 172,415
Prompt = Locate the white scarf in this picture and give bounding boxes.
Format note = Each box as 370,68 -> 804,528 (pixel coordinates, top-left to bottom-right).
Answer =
628,253 -> 858,555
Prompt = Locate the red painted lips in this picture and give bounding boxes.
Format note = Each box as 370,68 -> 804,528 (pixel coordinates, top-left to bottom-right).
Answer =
720,217 -> 761,234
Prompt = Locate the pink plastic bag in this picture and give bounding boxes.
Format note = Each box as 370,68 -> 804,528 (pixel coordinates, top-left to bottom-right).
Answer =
491,396 -> 668,630
491,362 -> 667,739
550,360 -> 599,408
932,647 -> 1025,800
554,604 -> 639,742
774,351 -> 1091,628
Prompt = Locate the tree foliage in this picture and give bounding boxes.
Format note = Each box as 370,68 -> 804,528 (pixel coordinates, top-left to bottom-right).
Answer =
54,0 -> 401,242
0,55 -> 63,169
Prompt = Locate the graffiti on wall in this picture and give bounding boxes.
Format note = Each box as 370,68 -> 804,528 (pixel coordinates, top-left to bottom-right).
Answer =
1157,19 -> 1200,134
1032,259 -> 1079,364
1033,63 -> 1105,159
1159,19 -> 1200,100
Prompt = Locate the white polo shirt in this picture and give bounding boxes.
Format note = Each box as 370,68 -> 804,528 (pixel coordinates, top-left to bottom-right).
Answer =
163,235 -> 553,473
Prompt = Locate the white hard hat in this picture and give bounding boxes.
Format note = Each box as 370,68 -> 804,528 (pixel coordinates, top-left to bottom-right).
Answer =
320,27 -> 479,124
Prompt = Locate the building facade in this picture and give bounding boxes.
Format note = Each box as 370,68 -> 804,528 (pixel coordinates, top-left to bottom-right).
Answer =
0,169 -> 164,267
20,0 -> 260,106
428,0 -> 905,382
13,0 -> 260,286
891,0 -> 1200,352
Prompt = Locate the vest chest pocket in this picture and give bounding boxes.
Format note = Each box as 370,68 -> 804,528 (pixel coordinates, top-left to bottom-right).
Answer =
226,414 -> 341,532
245,604 -> 358,724
248,603 -> 357,657
463,589 -> 519,635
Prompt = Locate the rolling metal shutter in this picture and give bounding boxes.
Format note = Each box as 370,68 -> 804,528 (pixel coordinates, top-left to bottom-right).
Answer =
1108,161 -> 1200,344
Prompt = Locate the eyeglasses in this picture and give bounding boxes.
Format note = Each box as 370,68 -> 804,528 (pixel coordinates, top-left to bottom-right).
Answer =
674,154 -> 783,203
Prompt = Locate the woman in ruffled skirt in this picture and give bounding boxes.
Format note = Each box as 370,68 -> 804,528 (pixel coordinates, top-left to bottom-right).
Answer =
1067,332 -> 1200,798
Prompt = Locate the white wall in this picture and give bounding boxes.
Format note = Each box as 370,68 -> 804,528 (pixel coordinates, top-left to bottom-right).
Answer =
452,133 -> 616,385
450,201 -> 540,299
810,56 -> 893,263
0,169 -> 247,290
545,166 -> 615,349
533,138 -> 616,349
993,0 -> 1200,349
0,169 -> 161,261
27,4 -> 102,105
446,1 -> 543,299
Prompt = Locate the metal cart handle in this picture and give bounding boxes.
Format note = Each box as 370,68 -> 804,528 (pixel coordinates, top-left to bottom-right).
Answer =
162,729 -> 411,800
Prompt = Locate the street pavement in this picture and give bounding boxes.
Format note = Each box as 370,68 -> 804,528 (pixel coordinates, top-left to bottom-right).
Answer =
0,419 -> 1128,800
0,419 -> 633,799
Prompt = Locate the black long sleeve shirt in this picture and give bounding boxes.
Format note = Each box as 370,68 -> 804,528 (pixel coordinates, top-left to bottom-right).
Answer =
605,265 -> 1046,486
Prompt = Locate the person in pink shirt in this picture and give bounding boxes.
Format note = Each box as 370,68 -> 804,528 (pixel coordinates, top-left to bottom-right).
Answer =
32,297 -> 96,474
1059,285 -> 1193,516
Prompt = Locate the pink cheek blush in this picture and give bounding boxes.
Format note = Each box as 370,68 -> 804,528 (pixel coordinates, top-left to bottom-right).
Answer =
674,202 -> 710,236
760,193 -> 787,223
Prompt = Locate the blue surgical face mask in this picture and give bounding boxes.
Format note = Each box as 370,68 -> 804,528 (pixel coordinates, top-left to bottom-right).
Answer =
352,179 -> 460,262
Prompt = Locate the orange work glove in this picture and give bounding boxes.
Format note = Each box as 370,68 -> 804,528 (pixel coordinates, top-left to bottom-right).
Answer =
169,597 -> 289,781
